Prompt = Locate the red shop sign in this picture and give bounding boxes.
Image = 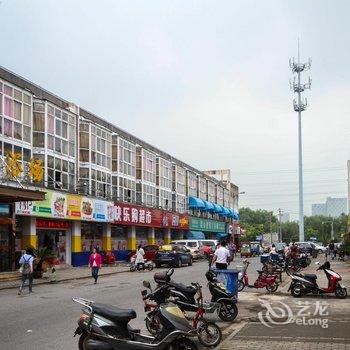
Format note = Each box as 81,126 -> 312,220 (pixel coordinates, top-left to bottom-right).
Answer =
111,203 -> 163,228
36,219 -> 70,229
162,212 -> 189,229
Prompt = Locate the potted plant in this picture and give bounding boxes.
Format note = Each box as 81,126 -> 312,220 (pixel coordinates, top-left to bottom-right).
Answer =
32,247 -> 56,279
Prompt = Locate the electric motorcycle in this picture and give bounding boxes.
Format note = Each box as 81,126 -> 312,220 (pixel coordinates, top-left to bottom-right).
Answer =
73,296 -> 197,350
288,261 -> 347,298
154,268 -> 238,322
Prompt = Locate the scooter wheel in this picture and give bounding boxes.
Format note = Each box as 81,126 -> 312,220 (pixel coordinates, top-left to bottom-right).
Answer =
147,264 -> 154,271
218,300 -> 238,321
169,338 -> 198,350
78,333 -> 93,350
130,265 -> 136,272
146,311 -> 162,335
266,282 -> 278,293
237,280 -> 245,292
291,283 -> 303,298
335,286 -> 347,299
197,320 -> 222,347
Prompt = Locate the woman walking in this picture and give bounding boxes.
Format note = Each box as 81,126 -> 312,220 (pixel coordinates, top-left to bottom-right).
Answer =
135,244 -> 145,271
88,248 -> 102,284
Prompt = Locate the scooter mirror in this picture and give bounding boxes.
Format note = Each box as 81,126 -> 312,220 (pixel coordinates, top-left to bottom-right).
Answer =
143,280 -> 151,289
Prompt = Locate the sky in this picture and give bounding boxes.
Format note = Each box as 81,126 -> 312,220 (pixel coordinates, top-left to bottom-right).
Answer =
0,0 -> 349,218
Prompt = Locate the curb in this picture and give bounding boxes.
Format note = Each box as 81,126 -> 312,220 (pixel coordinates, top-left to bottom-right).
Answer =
0,268 -> 131,291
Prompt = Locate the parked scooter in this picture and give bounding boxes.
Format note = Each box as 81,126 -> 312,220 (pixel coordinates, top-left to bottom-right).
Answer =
130,255 -> 154,272
288,261 -> 347,298
237,259 -> 279,293
142,280 -> 222,348
154,268 -> 238,322
72,297 -> 197,350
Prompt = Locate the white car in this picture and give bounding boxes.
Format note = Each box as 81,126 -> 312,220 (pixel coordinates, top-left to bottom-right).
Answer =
314,242 -> 327,254
170,240 -> 202,259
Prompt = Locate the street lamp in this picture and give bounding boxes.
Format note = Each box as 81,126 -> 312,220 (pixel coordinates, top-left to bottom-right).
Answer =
322,220 -> 334,241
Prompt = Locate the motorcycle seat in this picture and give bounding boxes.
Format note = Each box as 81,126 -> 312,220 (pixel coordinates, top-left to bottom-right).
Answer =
295,273 -> 317,280
170,282 -> 196,295
92,303 -> 136,322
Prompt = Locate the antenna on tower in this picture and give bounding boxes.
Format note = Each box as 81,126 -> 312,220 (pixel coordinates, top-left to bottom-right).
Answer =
289,42 -> 312,242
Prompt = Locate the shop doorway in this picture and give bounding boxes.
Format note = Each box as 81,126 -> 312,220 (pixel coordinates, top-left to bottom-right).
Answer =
37,230 -> 67,264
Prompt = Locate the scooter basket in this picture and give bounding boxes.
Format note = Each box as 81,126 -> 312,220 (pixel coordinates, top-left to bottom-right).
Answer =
153,271 -> 170,284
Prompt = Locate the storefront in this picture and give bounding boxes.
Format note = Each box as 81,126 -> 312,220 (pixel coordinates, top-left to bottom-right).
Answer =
0,205 -> 13,272
187,217 -> 227,240
136,227 -> 148,247
111,225 -> 128,260
36,218 -> 70,264
81,222 -> 103,252
155,228 -> 164,245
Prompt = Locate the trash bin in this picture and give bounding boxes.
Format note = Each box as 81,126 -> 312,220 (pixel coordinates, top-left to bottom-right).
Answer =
214,268 -> 240,296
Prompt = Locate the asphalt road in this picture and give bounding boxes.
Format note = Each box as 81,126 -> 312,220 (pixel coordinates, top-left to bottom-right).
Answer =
0,256 -> 259,350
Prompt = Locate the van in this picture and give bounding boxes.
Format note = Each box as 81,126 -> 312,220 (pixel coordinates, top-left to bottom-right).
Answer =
170,240 -> 202,259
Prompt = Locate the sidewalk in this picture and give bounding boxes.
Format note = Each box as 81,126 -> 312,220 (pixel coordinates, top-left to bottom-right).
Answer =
0,263 -> 130,290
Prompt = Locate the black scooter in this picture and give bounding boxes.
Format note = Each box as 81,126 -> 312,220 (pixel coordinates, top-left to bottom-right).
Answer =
73,297 -> 197,350
154,268 -> 238,322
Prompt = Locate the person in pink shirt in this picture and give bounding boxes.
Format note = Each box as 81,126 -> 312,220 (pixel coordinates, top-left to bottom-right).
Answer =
88,248 -> 102,284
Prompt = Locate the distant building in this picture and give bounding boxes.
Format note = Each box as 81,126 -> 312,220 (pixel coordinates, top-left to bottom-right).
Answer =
312,203 -> 326,216
312,197 -> 347,218
281,213 -> 290,223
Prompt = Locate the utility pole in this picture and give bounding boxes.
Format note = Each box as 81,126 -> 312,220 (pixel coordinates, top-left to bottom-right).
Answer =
269,212 -> 272,244
278,208 -> 283,242
289,41 -> 312,242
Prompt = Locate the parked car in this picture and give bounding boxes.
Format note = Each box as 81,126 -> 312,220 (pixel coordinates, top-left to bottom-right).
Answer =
126,244 -> 159,262
154,244 -> 193,268
240,243 -> 252,258
101,250 -> 116,265
170,240 -> 202,259
313,242 -> 327,254
199,240 -> 218,258
296,242 -> 316,255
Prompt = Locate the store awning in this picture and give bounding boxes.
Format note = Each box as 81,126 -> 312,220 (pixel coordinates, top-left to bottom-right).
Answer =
188,196 -> 206,209
0,185 -> 45,204
222,207 -> 231,216
218,205 -> 226,216
187,231 -> 205,239
228,209 -> 234,218
233,210 -> 240,220
213,203 -> 222,213
203,201 -> 215,211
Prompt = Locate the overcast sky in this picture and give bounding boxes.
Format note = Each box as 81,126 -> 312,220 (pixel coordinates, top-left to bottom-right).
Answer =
1,0 -> 349,218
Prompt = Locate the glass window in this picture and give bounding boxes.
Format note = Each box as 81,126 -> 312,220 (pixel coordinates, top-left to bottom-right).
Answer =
0,93 -> 2,115
69,162 -> 75,174
69,142 -> 75,157
48,105 -> 54,115
4,142 -> 12,155
62,160 -> 68,172
23,105 -> 31,125
14,90 -> 22,101
48,116 -> 54,134
33,132 -> 44,147
62,140 -> 68,155
62,122 -> 68,139
69,125 -> 75,142
14,122 -> 22,140
69,115 -> 75,125
23,126 -> 31,143
4,97 -> 13,117
55,137 -> 61,153
33,102 -> 44,112
55,158 -> 61,170
62,112 -> 68,122
80,132 -> 89,148
23,94 -> 31,105
80,150 -> 89,162
55,108 -> 61,118
55,119 -> 61,136
23,148 -> 31,162
14,101 -> 21,121
47,156 -> 54,169
4,85 -> 12,96
4,118 -> 12,137
33,113 -> 45,131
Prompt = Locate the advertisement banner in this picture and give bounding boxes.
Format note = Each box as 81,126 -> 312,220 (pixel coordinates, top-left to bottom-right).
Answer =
110,203 -> 163,227
66,194 -> 82,219
162,212 -> 189,229
189,217 -> 226,233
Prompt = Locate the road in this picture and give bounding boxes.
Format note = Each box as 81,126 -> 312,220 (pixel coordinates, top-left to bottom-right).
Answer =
0,256 -> 259,350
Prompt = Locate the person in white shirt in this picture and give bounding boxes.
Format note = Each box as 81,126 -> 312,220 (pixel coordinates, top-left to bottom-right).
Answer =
211,240 -> 231,270
135,244 -> 145,271
18,248 -> 34,295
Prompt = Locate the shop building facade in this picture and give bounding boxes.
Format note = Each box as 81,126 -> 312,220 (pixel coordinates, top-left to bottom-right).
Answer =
0,66 -> 239,270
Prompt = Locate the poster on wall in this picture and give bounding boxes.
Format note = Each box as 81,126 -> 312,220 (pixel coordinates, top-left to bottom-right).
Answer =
93,200 -> 107,221
81,197 -> 93,221
51,192 -> 66,218
66,194 -> 82,220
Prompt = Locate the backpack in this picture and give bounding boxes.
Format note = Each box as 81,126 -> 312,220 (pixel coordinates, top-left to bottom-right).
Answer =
21,257 -> 31,274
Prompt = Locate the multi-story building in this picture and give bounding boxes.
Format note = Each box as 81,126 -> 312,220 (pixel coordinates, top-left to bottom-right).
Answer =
312,198 -> 347,218
0,66 -> 239,271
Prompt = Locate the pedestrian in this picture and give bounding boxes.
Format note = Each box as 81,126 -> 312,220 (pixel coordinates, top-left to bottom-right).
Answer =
135,244 -> 145,271
88,247 -> 102,284
270,243 -> 277,254
18,247 -> 34,295
211,240 -> 231,270
329,242 -> 335,260
290,242 -> 299,261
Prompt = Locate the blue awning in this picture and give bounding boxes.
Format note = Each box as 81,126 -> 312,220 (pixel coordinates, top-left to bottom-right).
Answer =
215,232 -> 228,239
213,203 -> 222,213
188,196 -> 205,209
203,201 -> 215,211
218,205 -> 226,216
187,231 -> 205,239
222,207 -> 231,216
228,209 -> 234,218
233,210 -> 240,220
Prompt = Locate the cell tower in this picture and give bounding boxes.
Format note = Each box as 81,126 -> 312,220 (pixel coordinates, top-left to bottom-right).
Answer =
289,43 -> 312,242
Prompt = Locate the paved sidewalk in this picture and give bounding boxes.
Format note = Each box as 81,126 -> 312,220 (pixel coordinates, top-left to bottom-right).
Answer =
0,263 -> 130,290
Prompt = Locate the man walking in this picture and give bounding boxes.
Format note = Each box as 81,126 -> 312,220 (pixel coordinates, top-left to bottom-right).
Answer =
211,240 -> 231,270
18,248 -> 34,295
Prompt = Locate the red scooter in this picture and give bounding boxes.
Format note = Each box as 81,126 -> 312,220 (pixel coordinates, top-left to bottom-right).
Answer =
237,259 -> 279,293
